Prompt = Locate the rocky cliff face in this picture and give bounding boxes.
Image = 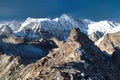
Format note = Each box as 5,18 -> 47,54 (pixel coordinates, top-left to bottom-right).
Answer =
0,28 -> 119,80
97,31 -> 120,54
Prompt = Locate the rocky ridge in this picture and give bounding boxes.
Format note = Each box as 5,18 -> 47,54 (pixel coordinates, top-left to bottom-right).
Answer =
0,28 -> 119,80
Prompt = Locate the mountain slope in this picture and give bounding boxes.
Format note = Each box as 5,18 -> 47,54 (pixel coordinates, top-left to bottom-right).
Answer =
0,28 -> 119,80
97,31 -> 120,54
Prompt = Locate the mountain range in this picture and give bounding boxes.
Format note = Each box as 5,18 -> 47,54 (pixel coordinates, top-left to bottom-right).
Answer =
0,14 -> 120,80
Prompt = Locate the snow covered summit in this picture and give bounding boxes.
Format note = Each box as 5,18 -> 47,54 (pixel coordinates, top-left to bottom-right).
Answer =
1,14 -> 120,42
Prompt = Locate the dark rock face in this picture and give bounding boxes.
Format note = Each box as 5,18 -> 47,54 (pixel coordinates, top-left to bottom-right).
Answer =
112,47 -> 120,68
0,28 -> 120,80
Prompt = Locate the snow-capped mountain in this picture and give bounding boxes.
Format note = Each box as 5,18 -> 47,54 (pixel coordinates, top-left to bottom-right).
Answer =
14,14 -> 80,40
0,24 -> 12,35
0,21 -> 21,36
82,19 -> 120,42
8,21 -> 21,31
1,14 -> 120,42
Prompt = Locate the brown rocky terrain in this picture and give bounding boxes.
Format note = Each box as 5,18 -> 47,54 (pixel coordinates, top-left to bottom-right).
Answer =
97,31 -> 120,54
0,28 -> 120,80
2,36 -> 24,44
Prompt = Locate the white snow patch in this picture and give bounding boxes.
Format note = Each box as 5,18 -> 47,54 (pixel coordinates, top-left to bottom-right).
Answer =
95,36 -> 104,45
110,25 -> 120,33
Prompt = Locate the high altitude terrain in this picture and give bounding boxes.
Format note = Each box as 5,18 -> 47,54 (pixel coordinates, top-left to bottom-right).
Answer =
0,15 -> 120,80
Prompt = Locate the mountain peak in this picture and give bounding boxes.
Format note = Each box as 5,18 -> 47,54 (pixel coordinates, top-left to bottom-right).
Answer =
67,28 -> 81,42
60,14 -> 70,20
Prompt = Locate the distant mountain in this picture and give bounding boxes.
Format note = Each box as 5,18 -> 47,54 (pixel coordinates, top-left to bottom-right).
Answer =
15,14 -> 120,41
0,14 -> 120,42
1,14 -> 120,42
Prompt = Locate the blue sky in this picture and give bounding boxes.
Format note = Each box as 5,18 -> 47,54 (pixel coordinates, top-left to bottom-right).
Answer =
0,0 -> 120,21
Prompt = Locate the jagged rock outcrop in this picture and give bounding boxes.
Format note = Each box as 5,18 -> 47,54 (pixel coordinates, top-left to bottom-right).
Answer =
22,28 -> 119,80
0,52 -> 25,80
98,31 -> 120,54
0,28 -> 120,80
